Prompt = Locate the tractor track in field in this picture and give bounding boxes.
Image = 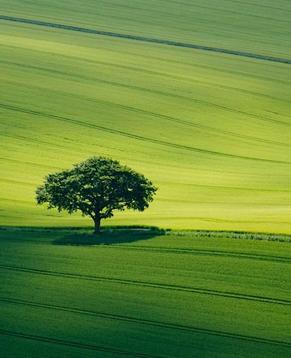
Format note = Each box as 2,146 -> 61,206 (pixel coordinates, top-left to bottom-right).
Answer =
5,58 -> 291,134
5,60 -> 291,140
99,244 -> 291,264
3,235 -> 291,263
2,236 -> 290,264
1,103 -> 291,165
1,264 -> 290,306
3,76 -> 291,150
0,329 -> 161,358
1,297 -> 291,348
1,15 -> 291,65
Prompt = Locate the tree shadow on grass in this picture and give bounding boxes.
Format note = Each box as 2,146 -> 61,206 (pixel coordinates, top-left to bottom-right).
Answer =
53,226 -> 168,246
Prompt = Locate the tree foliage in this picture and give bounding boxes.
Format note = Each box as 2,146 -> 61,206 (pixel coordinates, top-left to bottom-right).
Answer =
36,157 -> 157,232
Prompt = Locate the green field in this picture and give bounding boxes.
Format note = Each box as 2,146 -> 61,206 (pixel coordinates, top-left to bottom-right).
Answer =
1,0 -> 291,232
1,228 -> 291,357
1,1 -> 291,357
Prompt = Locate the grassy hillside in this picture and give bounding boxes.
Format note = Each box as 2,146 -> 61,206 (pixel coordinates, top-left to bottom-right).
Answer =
1,0 -> 291,232
1,228 -> 291,357
2,0 -> 291,57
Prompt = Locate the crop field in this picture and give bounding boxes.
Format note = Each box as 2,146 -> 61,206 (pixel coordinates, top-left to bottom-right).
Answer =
0,228 -> 291,357
1,1 -> 291,357
1,0 -> 291,232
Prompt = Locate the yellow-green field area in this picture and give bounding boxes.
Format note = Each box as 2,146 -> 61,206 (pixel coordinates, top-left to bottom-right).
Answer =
1,0 -> 291,232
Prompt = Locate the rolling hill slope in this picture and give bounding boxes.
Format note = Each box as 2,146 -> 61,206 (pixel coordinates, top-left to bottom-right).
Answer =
1,0 -> 291,232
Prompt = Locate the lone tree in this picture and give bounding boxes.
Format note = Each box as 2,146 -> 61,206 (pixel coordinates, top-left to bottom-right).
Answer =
36,157 -> 157,233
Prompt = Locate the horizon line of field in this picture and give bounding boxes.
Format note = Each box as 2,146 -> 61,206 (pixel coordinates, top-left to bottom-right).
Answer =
2,102 -> 291,165
1,264 -> 290,306
1,15 -> 291,65
1,296 -> 290,349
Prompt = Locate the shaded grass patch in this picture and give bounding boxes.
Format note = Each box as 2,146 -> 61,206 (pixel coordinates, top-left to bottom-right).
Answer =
53,226 -> 167,246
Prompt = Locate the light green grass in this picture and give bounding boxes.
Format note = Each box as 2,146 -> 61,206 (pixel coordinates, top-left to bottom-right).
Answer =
1,0 -> 291,232
2,0 -> 291,57
1,228 -> 291,357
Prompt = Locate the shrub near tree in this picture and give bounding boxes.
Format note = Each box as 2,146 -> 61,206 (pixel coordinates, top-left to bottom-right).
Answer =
36,157 -> 157,233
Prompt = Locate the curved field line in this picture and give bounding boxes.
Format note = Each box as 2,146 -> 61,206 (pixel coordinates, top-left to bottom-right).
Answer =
3,133 -> 67,149
98,245 -> 291,264
2,234 -> 289,263
1,297 -> 291,348
3,58 -> 291,104
0,264 -> 290,306
0,15 -> 291,65
5,60 -> 291,126
1,103 -> 290,164
2,74 -> 289,149
0,329 -> 160,358
4,70 -> 291,148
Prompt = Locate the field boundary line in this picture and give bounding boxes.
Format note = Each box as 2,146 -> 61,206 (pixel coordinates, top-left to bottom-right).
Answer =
1,297 -> 291,347
1,264 -> 290,306
0,15 -> 291,65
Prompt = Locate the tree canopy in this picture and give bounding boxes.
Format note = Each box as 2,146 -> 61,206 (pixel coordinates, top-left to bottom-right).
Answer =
36,157 -> 157,233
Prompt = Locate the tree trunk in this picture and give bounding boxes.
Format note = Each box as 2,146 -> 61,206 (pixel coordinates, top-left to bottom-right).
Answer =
93,216 -> 101,234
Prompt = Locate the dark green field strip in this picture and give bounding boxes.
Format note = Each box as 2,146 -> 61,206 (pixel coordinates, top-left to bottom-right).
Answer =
2,103 -> 291,165
1,227 -> 291,262
1,264 -> 290,306
1,296 -> 291,348
1,15 -> 291,65
0,329 -> 161,358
